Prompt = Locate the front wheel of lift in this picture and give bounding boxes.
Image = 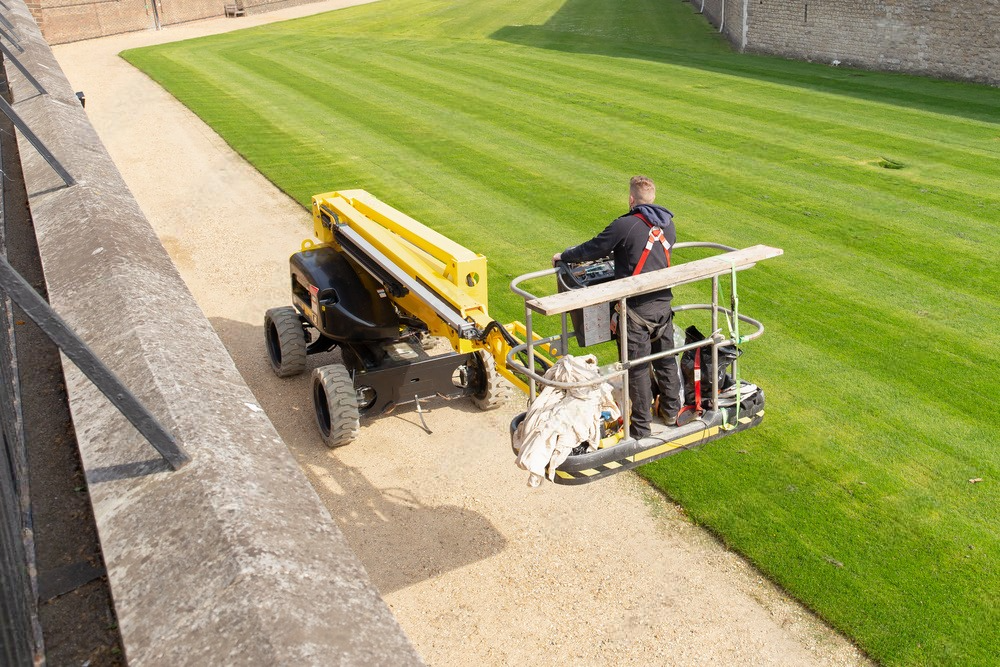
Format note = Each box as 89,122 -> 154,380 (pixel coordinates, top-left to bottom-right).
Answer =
312,364 -> 359,448
471,350 -> 511,411
264,306 -> 307,377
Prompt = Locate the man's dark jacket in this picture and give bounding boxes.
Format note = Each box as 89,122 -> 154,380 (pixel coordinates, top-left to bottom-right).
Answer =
561,204 -> 675,305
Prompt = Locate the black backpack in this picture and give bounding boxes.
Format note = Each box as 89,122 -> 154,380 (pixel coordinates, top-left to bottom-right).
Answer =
680,325 -> 740,406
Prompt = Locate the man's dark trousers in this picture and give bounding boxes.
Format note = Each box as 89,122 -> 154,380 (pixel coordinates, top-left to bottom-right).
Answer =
620,298 -> 681,438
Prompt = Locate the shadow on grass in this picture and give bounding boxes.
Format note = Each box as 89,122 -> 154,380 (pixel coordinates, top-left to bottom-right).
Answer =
490,0 -> 1000,124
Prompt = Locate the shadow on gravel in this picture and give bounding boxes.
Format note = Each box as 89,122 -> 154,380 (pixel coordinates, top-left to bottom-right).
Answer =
209,317 -> 507,595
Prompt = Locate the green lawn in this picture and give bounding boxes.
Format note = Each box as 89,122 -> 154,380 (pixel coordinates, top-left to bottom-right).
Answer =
122,1 -> 1000,664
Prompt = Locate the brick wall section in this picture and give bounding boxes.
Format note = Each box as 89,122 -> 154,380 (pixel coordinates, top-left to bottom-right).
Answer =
238,0 -> 321,17
157,0 -> 222,25
26,0 -> 326,43
698,0 -> 1000,86
157,0 -> 319,26
23,0 -> 43,32
30,0 -> 154,45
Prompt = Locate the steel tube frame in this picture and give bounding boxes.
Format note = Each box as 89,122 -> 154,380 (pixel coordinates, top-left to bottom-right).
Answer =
618,296 -> 631,438
504,305 -> 761,387
509,266 -> 557,299
710,275 -> 719,409
507,244 -> 765,422
525,306 -> 535,402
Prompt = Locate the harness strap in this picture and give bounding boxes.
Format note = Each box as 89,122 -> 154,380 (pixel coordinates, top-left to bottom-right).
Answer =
693,346 -> 702,413
621,305 -> 671,342
632,212 -> 671,276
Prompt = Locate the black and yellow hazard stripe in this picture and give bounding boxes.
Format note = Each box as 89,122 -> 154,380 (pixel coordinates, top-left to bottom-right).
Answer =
551,408 -> 765,485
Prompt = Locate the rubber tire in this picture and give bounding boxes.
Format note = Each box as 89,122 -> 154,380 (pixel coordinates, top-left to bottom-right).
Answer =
471,350 -> 511,411
312,364 -> 360,448
265,307 -> 307,378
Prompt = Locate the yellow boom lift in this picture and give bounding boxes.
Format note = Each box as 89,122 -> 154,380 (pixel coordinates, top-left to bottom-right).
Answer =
264,190 -> 782,485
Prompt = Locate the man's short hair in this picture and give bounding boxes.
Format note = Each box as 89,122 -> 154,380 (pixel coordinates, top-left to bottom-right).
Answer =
630,175 -> 656,205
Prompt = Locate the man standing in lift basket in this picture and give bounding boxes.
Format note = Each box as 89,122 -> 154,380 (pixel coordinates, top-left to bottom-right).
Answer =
552,175 -> 681,437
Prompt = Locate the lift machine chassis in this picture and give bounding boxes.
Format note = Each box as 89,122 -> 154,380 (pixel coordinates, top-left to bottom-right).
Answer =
265,188 -> 782,485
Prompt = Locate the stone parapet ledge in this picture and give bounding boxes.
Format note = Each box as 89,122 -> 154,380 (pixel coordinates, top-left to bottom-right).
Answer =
1,1 -> 422,664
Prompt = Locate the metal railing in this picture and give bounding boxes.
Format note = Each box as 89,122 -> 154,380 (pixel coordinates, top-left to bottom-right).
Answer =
0,5 -> 186,469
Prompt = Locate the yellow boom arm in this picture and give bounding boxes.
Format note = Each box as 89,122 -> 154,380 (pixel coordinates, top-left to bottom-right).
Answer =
309,189 -> 534,393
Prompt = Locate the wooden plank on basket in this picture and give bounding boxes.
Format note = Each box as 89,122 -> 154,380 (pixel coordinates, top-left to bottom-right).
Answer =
528,245 -> 783,316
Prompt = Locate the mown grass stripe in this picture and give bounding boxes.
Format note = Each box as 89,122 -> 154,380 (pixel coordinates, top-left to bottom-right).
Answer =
470,32 -> 1000,142
458,40 -> 1000,151
383,44 -> 998,252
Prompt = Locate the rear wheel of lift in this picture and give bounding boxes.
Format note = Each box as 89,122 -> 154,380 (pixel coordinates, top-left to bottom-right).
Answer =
472,350 -> 510,411
265,306 -> 307,377
312,363 -> 359,447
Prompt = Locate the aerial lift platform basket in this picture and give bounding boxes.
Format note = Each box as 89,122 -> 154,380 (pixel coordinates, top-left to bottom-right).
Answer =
507,243 -> 782,484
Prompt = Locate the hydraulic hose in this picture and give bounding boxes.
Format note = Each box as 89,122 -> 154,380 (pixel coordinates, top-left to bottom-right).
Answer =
479,320 -> 553,373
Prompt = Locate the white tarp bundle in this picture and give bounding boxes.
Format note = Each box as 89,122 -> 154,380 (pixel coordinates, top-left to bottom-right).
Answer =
513,355 -> 620,486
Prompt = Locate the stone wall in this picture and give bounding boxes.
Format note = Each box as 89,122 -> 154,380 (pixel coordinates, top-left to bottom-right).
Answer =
29,0 -> 155,45
238,0 -> 321,17
27,0 -> 324,44
157,0 -> 226,26
698,0 -> 1000,86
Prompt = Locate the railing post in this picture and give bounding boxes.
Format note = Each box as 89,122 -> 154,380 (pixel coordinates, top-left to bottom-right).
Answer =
0,41 -> 46,95
618,296 -> 630,439
0,97 -> 73,186
0,11 -> 17,33
0,257 -> 190,470
0,24 -> 23,53
711,274 -> 719,410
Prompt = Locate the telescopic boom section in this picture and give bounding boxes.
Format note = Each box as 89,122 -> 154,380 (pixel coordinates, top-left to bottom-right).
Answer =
310,189 -> 497,352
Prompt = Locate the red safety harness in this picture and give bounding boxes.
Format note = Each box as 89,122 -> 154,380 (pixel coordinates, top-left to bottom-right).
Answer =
609,212 -> 674,339
632,212 -> 671,275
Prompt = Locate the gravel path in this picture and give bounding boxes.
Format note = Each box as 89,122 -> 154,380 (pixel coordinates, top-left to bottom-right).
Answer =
54,6 -> 871,665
